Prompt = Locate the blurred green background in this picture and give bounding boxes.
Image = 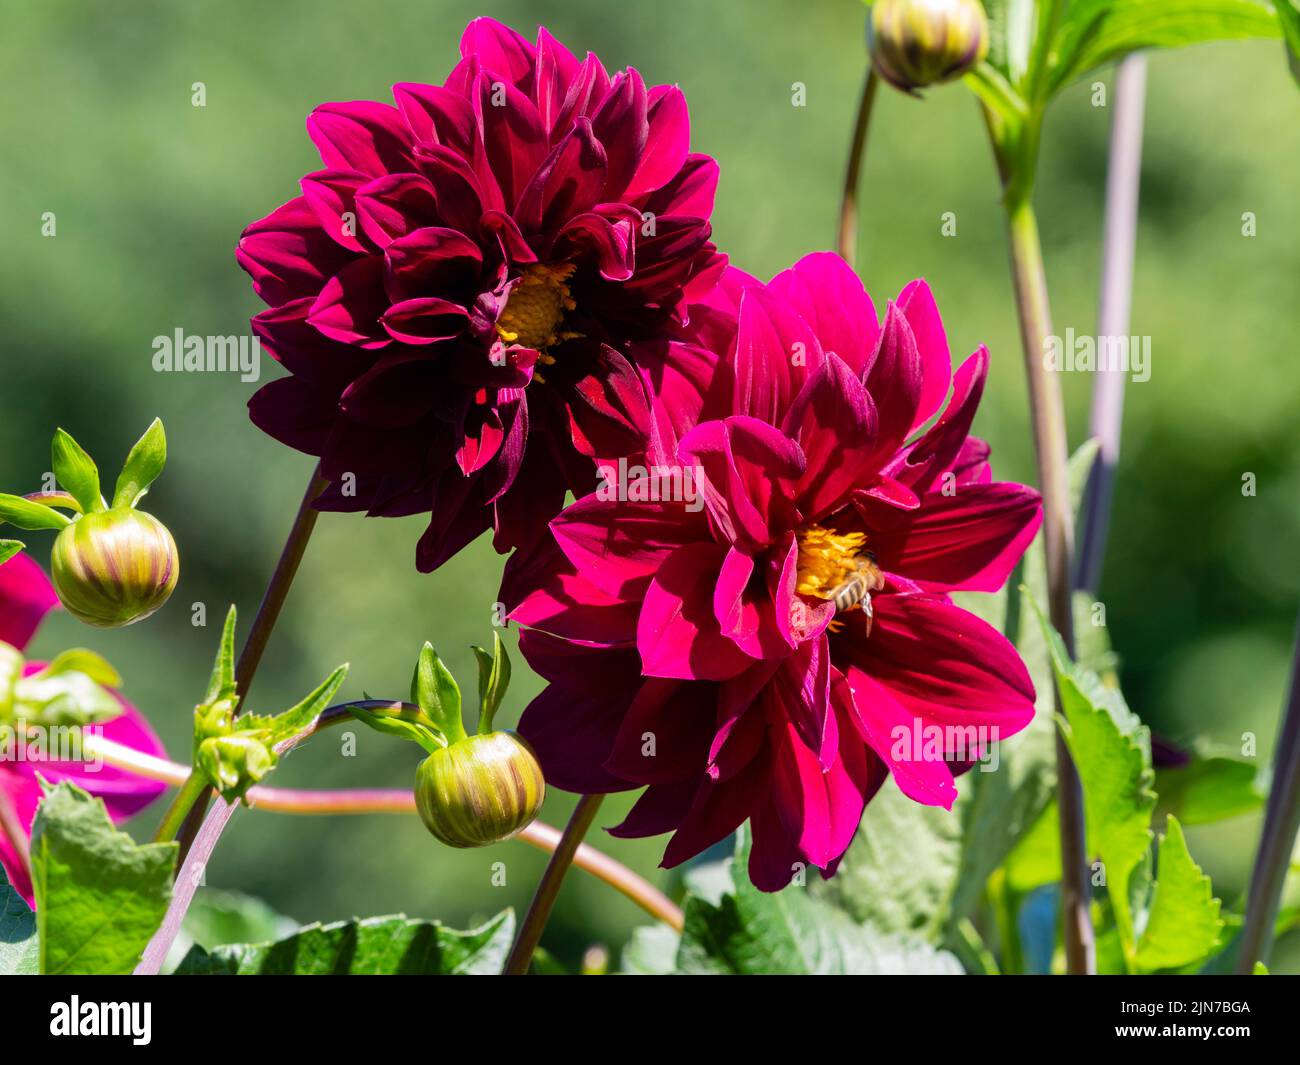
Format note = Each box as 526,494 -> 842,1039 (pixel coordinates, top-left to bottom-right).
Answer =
3,0 -> 1298,971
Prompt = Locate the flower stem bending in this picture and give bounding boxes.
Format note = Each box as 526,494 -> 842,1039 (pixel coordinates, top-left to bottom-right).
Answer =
1236,614 -> 1300,973
172,465 -> 328,861
837,69 -> 880,267
503,793 -> 605,975
1004,194 -> 1096,976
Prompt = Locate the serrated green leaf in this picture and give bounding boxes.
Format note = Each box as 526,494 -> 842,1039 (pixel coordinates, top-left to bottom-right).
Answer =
0,540 -> 24,565
30,782 -> 176,974
0,494 -> 70,531
112,418 -> 167,510
679,828 -> 963,974
163,887 -> 297,973
0,862 -> 37,975
411,642 -> 466,743
51,429 -> 103,513
1133,816 -> 1224,971
1033,596 -> 1155,962
1048,0 -> 1282,94
175,910 -> 514,974
203,606 -> 238,704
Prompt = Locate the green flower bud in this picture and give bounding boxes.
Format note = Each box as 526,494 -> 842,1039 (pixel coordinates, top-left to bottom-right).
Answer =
869,0 -> 989,93
50,508 -> 179,628
197,733 -> 275,800
414,731 -> 545,848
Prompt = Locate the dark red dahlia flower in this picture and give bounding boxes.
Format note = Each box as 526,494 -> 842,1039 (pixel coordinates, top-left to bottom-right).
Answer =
237,18 -> 725,570
502,253 -> 1043,890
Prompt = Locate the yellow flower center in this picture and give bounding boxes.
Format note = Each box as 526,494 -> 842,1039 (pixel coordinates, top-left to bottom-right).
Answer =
794,523 -> 883,616
495,263 -> 577,352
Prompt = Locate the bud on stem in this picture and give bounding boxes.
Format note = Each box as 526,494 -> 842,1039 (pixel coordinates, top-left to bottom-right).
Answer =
869,0 -> 989,94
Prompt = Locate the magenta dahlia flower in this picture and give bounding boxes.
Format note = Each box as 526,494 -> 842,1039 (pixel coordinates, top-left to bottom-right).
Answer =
238,17 -> 725,570
502,253 -> 1042,890
0,553 -> 167,905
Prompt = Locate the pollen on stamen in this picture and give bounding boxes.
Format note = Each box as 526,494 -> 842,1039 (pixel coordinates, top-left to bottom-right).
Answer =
495,262 -> 577,352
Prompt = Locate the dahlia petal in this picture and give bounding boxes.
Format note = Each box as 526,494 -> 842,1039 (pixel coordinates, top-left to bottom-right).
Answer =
624,85 -> 690,202
380,297 -> 469,344
769,252 -> 879,376
517,676 -> 634,794
590,69 -> 649,199
307,101 -> 415,177
897,279 -> 954,430
850,592 -> 1037,735
678,416 -> 804,551
354,173 -> 442,247
556,210 -> 635,281
748,790 -> 809,891
551,492 -> 699,598
472,70 -> 548,207
339,350 -> 438,426
412,144 -> 490,234
609,780 -> 697,839
534,27 -> 582,133
503,536 -> 639,646
236,197 -> 356,308
553,53 -> 613,133
782,351 -> 881,520
301,169 -> 372,253
768,717 -> 839,867
252,299 -> 374,387
769,636 -> 836,770
605,679 -> 715,784
514,119 -> 607,233
638,542 -> 755,681
564,344 -> 654,459
460,17 -> 537,87
836,665 -> 958,809
864,302 -> 925,455
891,347 -> 990,493
709,669 -> 774,779
392,83 -> 475,153
732,285 -> 824,426
661,755 -> 768,868
307,257 -> 391,347
633,339 -> 722,467
247,377 -> 338,454
383,226 -> 482,297
868,482 -> 1043,593
0,553 -> 58,651
641,153 -> 719,220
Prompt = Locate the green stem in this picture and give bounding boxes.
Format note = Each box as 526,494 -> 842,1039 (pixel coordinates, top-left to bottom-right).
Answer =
172,465 -> 328,862
503,793 -> 605,975
1003,191 -> 1095,976
837,68 -> 879,267
151,770 -> 207,844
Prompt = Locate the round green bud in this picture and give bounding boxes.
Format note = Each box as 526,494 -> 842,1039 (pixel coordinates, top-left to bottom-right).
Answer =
869,0 -> 989,93
414,731 -> 546,848
50,509 -> 179,628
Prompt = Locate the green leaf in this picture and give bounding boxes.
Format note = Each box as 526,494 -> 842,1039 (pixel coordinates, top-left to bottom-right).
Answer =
0,862 -> 37,975
0,494 -> 70,531
349,701 -> 445,753
203,606 -> 238,704
1277,0 -> 1300,82
679,828 -> 963,974
471,631 -> 511,734
30,782 -> 176,974
14,669 -> 123,727
1033,596 -> 1156,962
620,924 -> 681,974
36,648 -> 122,688
984,0 -> 1043,87
1254,960 -> 1269,974
176,910 -> 515,974
265,664 -> 348,744
1156,756 -> 1266,825
411,642 -> 466,743
0,540 -> 24,565
51,429 -> 104,513
1048,0 -> 1282,94
164,887 -> 297,973
112,418 -> 167,510
1133,816 -> 1224,971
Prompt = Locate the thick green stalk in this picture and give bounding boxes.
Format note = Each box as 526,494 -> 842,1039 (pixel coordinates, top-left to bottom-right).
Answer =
1004,192 -> 1096,976
504,793 -> 605,975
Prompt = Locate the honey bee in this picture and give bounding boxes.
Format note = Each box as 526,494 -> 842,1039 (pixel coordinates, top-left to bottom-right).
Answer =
830,555 -> 885,633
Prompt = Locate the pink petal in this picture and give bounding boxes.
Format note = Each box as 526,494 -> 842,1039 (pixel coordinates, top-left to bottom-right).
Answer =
0,553 -> 58,651
769,252 -> 879,376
